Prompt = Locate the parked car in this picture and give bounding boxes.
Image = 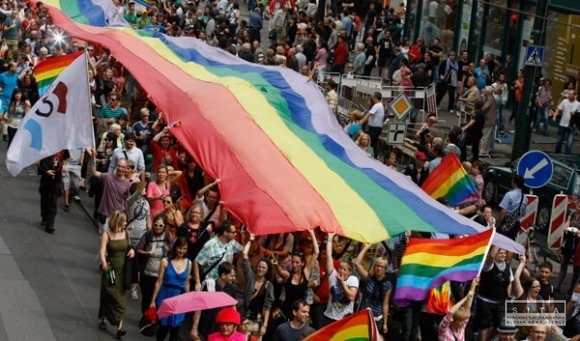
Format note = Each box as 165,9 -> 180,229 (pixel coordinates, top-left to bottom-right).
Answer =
483,154 -> 580,231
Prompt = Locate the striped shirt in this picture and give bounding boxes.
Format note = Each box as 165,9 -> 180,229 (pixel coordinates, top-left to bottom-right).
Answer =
438,314 -> 469,341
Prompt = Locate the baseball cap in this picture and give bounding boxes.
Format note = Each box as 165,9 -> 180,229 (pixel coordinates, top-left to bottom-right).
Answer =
415,152 -> 427,161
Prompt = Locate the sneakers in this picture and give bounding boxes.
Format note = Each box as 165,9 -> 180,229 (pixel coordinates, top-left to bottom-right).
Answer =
131,288 -> 139,300
74,195 -> 81,202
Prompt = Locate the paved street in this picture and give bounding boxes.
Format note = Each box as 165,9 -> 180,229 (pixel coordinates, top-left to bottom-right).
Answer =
0,147 -> 145,341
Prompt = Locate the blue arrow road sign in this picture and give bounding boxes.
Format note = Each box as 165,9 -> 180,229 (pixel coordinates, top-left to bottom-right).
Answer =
517,150 -> 553,188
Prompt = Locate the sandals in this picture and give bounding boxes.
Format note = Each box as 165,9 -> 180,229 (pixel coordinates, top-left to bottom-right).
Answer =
98,321 -> 107,330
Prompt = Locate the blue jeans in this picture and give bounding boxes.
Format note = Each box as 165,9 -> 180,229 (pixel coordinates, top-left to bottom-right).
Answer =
556,126 -> 574,154
534,105 -> 549,133
433,66 -> 439,84
498,104 -> 506,133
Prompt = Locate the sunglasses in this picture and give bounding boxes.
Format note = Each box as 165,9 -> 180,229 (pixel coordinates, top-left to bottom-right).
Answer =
154,223 -> 165,228
366,249 -> 376,253
163,200 -> 173,204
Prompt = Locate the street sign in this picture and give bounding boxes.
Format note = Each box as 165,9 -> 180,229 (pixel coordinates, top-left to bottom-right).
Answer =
517,150 -> 553,188
389,92 -> 413,121
524,45 -> 545,67
387,122 -> 406,144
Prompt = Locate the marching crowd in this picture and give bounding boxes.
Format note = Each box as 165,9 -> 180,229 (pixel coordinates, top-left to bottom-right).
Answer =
4,0 -> 580,341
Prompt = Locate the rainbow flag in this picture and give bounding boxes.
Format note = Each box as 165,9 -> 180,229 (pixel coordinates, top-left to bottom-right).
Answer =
271,307 -> 285,320
34,0 -> 526,256
34,52 -> 83,95
426,281 -> 454,315
421,152 -> 480,207
303,309 -> 378,341
393,229 -> 493,306
133,0 -> 153,8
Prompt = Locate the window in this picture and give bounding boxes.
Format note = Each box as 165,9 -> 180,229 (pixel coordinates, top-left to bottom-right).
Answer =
550,164 -> 572,189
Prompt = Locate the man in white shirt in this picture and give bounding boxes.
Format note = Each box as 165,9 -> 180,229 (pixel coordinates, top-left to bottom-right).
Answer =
554,89 -> 580,154
362,92 -> 385,158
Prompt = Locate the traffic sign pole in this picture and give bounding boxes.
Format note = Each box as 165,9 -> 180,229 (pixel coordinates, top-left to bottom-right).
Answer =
511,0 -> 549,162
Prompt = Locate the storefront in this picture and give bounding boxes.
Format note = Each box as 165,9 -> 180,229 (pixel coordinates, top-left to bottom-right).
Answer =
404,0 -> 580,93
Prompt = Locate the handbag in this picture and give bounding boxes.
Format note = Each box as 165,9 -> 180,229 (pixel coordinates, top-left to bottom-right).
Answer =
500,193 -> 524,233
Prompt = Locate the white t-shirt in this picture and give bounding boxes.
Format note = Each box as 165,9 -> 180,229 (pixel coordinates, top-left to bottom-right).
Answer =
558,99 -> 580,127
368,102 -> 385,128
429,1 -> 438,18
324,270 -> 359,321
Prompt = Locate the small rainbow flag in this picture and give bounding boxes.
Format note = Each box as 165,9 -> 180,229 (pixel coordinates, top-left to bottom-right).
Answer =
34,51 -> 83,96
133,0 -> 154,8
393,229 -> 493,306
426,281 -> 454,315
421,152 -> 480,207
307,63 -> 319,81
303,308 -> 378,341
271,307 -> 285,320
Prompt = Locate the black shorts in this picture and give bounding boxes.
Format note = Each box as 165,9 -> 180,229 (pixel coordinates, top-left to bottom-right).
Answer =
475,298 -> 505,330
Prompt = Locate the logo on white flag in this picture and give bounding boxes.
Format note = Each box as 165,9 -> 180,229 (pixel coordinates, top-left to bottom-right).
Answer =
22,81 -> 69,151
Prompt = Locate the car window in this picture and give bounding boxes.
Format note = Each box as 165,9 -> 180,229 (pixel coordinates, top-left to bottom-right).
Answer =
573,172 -> 580,196
550,164 -> 572,189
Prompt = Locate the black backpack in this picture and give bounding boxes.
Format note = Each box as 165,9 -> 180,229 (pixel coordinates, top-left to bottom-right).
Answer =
561,229 -> 578,256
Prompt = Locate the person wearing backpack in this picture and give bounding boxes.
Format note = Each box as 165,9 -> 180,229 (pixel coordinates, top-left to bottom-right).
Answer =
557,211 -> 580,293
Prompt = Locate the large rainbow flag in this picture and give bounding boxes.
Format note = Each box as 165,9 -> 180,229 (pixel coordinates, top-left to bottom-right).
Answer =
34,0 -> 523,253
421,152 -> 480,207
303,309 -> 378,341
393,229 -> 493,306
34,51 -> 83,95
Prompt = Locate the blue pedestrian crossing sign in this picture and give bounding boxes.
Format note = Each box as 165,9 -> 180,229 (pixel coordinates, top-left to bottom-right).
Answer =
524,45 -> 544,67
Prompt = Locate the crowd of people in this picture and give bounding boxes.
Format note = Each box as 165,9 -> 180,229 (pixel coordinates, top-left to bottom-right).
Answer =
4,0 -> 580,341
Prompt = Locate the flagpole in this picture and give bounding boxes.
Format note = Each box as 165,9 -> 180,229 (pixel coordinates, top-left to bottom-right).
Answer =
84,49 -> 96,149
476,229 -> 496,277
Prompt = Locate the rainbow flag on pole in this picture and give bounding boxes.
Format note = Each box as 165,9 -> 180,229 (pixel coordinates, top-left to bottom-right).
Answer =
34,51 -> 83,95
303,308 -> 378,341
393,229 -> 494,306
421,152 -> 480,207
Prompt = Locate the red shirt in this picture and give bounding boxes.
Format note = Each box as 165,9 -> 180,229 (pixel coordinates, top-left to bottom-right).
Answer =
333,42 -> 348,65
150,139 -> 179,171
314,259 -> 339,304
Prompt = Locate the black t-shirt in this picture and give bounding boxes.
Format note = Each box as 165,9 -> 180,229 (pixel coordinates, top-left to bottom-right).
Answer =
424,60 -> 435,81
365,9 -> 376,28
377,37 -> 394,60
539,281 -> 553,301
429,44 -> 443,65
411,71 -> 431,88
471,110 -> 485,135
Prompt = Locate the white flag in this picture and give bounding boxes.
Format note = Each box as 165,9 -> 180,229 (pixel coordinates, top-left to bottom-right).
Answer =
6,53 -> 93,176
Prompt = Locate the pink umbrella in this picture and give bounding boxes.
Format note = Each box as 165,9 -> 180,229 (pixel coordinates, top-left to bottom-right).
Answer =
157,291 -> 238,319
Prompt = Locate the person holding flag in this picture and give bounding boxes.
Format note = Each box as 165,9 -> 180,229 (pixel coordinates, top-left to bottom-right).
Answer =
5,52 -> 94,233
36,151 -> 69,233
